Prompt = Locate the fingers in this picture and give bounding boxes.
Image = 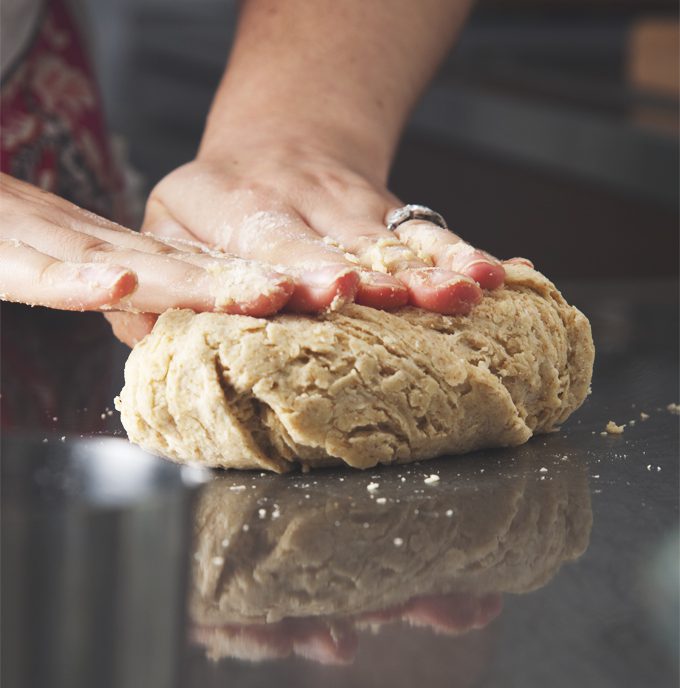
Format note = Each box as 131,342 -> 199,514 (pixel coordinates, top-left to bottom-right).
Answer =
286,264 -> 360,312
144,199 -> 362,312
140,164 -> 509,316
401,593 -> 503,634
106,258 -> 533,348
2,213 -> 294,317
0,240 -> 137,310
355,270 -> 409,309
71,218 -> 296,316
392,220 -> 505,290
305,200 -> 483,315
105,312 -> 158,348
395,268 -> 482,315
1,175 -> 295,317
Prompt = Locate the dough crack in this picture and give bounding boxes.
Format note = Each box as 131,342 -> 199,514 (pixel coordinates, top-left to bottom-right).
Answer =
212,357 -> 291,470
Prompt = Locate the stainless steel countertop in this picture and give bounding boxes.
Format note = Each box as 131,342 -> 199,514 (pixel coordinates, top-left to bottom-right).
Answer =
2,279 -> 678,688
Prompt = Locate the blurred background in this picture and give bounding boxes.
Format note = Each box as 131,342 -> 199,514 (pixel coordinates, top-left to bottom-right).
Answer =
2,5 -> 678,686
89,0 -> 679,281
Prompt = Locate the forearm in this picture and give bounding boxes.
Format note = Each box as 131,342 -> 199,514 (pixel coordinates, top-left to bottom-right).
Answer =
200,0 -> 473,179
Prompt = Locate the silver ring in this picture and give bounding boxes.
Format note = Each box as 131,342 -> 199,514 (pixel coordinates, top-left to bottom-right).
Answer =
386,204 -> 448,232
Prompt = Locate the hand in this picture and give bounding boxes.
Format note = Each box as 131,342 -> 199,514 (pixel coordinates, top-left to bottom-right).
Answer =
111,139 -> 509,346
104,0 -> 520,347
140,140 -> 506,316
0,174 -> 294,338
130,0 -> 504,317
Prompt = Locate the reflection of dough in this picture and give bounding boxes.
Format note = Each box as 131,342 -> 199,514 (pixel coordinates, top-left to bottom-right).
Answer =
189,455 -> 592,660
192,460 -> 591,623
116,265 -> 594,471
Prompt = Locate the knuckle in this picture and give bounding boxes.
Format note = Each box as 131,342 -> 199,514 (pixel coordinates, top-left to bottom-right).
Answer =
141,235 -> 176,256
35,258 -> 63,286
81,238 -> 116,261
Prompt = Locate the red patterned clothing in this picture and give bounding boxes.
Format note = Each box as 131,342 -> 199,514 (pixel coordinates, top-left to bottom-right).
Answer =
1,0 -> 122,433
1,0 -> 123,216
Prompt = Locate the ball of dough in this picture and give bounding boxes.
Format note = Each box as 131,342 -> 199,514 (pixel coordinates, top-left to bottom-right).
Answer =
115,264 -> 594,472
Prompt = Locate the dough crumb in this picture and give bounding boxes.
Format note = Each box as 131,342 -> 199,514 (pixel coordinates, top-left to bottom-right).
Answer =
666,403 -> 680,415
366,482 -> 380,493
393,537 -> 404,547
605,421 -> 625,435
424,474 -> 440,485
326,291 -> 350,312
640,412 -> 650,420
321,236 -> 344,250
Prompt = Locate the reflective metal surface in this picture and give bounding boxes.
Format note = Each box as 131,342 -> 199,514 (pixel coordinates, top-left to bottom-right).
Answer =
1,439 -> 206,688
1,280 -> 678,688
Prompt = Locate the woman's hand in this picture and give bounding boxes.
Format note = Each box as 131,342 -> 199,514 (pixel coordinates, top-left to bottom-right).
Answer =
0,174 -> 295,340
108,0 -> 523,347
116,0 -> 509,342
141,139 -> 506,312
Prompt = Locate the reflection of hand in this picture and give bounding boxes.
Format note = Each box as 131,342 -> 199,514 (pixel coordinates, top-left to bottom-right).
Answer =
192,592 -> 502,666
189,453 -> 592,665
0,174 -> 293,336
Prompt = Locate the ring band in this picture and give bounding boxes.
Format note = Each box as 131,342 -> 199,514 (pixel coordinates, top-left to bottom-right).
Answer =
386,204 -> 448,232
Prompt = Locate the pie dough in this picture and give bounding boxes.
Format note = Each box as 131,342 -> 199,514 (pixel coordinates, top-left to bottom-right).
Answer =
115,264 -> 594,471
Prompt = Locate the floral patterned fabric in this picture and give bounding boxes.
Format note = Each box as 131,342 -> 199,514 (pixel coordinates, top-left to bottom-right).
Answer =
1,0 -> 122,216
1,0 -> 122,433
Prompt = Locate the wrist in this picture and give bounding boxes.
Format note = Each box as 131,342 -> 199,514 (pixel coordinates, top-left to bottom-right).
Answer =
198,102 -> 395,185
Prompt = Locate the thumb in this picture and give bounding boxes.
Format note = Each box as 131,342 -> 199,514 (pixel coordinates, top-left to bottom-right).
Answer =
105,312 -> 158,348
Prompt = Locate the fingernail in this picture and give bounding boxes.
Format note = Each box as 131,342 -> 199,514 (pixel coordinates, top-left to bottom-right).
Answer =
505,257 -> 534,268
304,265 -> 357,288
360,271 -> 405,288
425,269 -> 476,288
76,264 -> 131,289
457,252 -> 501,272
